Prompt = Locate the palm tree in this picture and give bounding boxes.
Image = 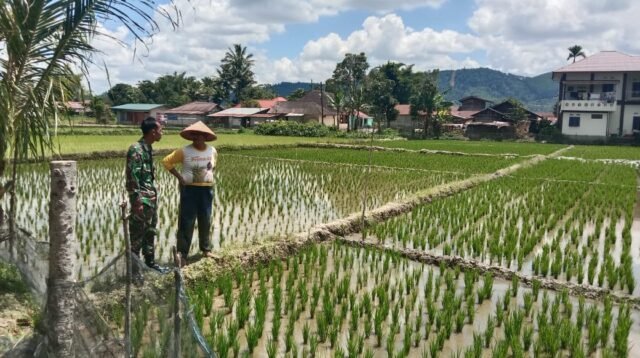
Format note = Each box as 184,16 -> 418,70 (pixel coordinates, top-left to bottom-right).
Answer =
217,44 -> 256,104
567,45 -> 586,63
0,1 -> 179,226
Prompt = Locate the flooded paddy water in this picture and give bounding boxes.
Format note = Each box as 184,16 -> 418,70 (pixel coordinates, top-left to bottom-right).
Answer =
3,148 -> 478,280
4,143 -> 640,357
170,241 -> 639,357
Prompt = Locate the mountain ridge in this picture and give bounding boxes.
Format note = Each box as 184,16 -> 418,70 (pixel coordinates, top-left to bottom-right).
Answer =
270,68 -> 558,112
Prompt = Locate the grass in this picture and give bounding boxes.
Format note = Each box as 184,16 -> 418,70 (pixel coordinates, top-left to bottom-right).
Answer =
370,139 -> 567,156
51,132 -> 354,156
563,144 -> 640,160
236,147 -> 522,174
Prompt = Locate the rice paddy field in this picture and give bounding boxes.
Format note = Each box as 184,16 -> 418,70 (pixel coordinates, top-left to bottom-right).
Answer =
561,145 -> 640,160
7,147 -> 501,278
4,140 -> 640,357
132,242 -> 640,357
368,140 -> 567,156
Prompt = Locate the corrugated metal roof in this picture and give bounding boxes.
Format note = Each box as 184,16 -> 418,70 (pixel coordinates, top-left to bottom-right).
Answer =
553,51 -> 640,73
270,101 -> 337,116
111,103 -> 166,111
164,101 -> 219,114
208,108 -> 268,116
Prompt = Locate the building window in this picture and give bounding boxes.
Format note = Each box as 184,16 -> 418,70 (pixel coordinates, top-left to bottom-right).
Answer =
568,116 -> 580,127
591,114 -> 603,119
633,116 -> 640,131
632,82 -> 640,97
602,84 -> 614,92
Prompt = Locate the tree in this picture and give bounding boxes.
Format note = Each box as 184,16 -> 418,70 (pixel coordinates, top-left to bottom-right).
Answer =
409,70 -> 451,138
329,53 -> 369,130
154,72 -> 201,107
242,84 -> 276,101
504,98 -> 529,123
91,96 -> 110,124
379,62 -> 414,104
567,45 -> 586,63
287,88 -> 307,101
137,80 -> 159,103
217,44 -> 256,105
328,90 -> 345,129
366,67 -> 397,131
107,83 -> 145,106
200,76 -> 226,104
0,0 -> 179,230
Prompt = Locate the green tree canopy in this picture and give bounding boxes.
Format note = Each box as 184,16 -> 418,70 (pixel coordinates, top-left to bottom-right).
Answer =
287,88 -> 308,101
366,66 -> 397,130
410,70 -> 451,138
217,44 -> 256,105
329,53 -> 369,130
107,83 -> 145,106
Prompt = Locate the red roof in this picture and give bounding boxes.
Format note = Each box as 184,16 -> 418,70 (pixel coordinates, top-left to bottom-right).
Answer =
553,51 -> 640,73
395,104 -> 411,116
65,101 -> 86,111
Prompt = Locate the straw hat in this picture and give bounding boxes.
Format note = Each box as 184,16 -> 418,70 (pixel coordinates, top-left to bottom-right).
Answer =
180,121 -> 217,141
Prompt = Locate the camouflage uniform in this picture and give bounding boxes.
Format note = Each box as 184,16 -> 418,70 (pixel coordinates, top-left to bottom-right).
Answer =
126,139 -> 158,264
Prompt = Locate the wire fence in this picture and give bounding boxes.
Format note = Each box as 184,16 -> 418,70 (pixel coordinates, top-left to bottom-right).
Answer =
1,227 -> 213,357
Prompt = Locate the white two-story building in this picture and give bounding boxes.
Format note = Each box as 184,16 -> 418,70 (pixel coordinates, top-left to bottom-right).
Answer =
552,51 -> 640,138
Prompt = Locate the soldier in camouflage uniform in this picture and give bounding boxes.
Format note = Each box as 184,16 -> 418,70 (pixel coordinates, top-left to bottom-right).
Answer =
126,117 -> 168,273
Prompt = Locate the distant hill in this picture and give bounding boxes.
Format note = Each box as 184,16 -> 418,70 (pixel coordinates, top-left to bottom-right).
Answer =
268,82 -> 316,98
439,68 -> 557,112
270,69 -> 558,112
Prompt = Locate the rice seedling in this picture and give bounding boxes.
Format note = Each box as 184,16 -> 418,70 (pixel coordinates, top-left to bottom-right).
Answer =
266,336 -> 278,358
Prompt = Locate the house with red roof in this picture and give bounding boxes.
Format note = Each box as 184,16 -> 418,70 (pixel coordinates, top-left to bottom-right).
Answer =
553,51 -> 640,137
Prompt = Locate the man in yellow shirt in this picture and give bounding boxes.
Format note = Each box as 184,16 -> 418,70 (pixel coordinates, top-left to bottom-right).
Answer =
162,121 -> 217,266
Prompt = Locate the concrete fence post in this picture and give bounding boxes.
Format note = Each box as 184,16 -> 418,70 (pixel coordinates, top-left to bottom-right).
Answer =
47,161 -> 77,356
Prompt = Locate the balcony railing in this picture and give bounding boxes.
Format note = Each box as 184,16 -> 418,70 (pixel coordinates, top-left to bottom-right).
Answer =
560,100 -> 616,112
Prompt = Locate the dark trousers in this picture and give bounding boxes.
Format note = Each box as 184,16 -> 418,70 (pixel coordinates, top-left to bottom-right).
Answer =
177,186 -> 213,257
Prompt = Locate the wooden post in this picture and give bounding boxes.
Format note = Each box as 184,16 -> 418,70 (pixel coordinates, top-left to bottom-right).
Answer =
47,161 -> 77,356
120,199 -> 132,358
172,246 -> 181,358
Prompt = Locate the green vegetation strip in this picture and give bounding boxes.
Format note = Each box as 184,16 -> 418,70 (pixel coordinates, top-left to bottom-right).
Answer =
235,147 -> 523,174
369,139 -> 568,156
562,145 -> 640,161
338,238 -> 640,308
299,142 -> 534,158
50,133 -> 354,157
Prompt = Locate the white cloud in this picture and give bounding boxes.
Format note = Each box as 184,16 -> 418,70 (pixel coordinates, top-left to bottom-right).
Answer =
467,0 -> 640,75
86,0 -> 640,93
284,14 -> 484,82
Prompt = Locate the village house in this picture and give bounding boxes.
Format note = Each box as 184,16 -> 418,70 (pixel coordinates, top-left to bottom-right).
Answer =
163,101 -> 222,126
63,101 -> 91,115
553,51 -> 640,138
465,100 -> 542,139
208,107 -> 277,128
450,96 -> 493,122
111,103 -> 168,124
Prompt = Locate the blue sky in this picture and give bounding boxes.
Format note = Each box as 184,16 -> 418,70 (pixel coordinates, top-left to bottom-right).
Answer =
89,0 -> 640,92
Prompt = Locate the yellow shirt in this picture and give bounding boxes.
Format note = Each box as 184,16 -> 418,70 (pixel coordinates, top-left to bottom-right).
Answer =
162,144 -> 217,186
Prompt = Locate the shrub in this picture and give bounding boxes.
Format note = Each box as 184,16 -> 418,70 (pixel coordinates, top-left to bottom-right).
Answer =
254,120 -> 330,137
